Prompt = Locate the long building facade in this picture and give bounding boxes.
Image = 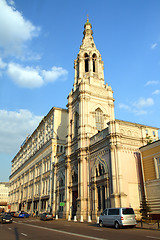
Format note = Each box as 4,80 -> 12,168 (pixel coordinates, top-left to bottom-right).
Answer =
9,19 -> 159,220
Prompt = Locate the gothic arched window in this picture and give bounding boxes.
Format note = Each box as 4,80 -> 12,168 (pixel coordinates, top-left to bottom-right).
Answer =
72,172 -> 78,183
59,178 -> 64,187
84,53 -> 89,72
96,168 -> 98,177
95,108 -> 103,131
99,164 -> 102,176
92,53 -> 97,72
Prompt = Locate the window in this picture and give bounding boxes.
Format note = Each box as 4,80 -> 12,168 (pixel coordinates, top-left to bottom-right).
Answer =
146,129 -> 148,135
99,164 -> 102,176
156,157 -> 160,178
95,108 -> 103,131
84,53 -> 89,72
59,178 -> 64,187
108,208 -> 119,215
122,208 -> 134,215
57,145 -> 59,153
103,209 -> 108,215
96,168 -> 98,177
98,187 -> 101,211
153,131 -> 155,137
72,172 -> 78,183
92,54 -> 97,72
75,112 -> 79,136
96,164 -> 105,177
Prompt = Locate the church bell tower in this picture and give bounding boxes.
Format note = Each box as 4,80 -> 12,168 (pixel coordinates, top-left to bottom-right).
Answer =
65,18 -> 115,220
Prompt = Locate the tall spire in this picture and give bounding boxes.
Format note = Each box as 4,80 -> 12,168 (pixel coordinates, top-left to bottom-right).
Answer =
72,18 -> 105,90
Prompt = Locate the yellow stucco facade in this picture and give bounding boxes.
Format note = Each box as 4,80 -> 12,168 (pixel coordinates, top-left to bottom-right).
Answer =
140,140 -> 160,219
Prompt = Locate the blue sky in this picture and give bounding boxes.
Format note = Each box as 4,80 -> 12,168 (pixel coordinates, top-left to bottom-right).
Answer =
0,0 -> 160,182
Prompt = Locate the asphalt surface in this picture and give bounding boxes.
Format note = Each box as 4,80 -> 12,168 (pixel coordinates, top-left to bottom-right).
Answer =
0,217 -> 160,240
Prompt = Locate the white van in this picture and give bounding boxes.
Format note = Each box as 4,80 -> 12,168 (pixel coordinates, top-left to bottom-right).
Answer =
99,208 -> 137,229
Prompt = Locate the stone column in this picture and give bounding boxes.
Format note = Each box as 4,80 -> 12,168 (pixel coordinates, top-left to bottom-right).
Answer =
100,186 -> 103,212
52,163 -> 57,216
109,145 -> 119,207
89,55 -> 93,77
64,157 -> 71,218
79,58 -> 83,79
106,177 -> 110,208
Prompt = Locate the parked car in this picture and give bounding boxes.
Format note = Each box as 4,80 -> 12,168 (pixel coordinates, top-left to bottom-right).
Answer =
40,212 -> 53,221
99,208 -> 137,229
10,211 -> 16,217
14,211 -> 30,218
0,213 -> 13,224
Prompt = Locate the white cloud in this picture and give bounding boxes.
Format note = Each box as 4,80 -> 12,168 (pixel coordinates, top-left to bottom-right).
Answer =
0,109 -> 43,154
0,57 -> 7,69
119,103 -> 130,110
119,97 -> 154,116
42,66 -> 68,82
133,109 -> 147,115
152,89 -> 160,95
0,0 -> 40,58
7,63 -> 68,88
151,43 -> 157,49
145,80 -> 159,86
7,63 -> 44,88
8,0 -> 15,6
133,97 -> 154,108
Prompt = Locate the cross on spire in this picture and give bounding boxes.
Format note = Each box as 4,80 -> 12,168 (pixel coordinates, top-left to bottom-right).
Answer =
87,14 -> 89,22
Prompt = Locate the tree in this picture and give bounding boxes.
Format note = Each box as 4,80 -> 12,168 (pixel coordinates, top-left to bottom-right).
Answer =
146,135 -> 153,145
140,199 -> 151,219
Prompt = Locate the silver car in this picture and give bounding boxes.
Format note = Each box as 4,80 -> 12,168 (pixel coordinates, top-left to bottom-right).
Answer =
99,208 -> 137,229
40,212 -> 53,221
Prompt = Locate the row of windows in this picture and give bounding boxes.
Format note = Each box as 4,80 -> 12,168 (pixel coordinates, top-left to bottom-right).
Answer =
146,129 -> 156,137
96,164 -> 105,177
84,53 -> 97,73
70,108 -> 104,138
57,145 -> 64,153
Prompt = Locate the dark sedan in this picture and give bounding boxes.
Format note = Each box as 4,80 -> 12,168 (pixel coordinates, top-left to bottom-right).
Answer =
0,213 -> 12,223
40,212 -> 53,221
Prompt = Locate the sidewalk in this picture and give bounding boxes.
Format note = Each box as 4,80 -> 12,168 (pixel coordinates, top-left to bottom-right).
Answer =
136,220 -> 160,231
26,216 -> 160,231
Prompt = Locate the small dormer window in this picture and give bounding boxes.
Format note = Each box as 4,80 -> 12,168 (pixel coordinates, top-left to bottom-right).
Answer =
146,129 -> 148,136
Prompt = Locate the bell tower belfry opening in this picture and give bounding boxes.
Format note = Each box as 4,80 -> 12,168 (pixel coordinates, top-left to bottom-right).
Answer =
65,17 -> 115,220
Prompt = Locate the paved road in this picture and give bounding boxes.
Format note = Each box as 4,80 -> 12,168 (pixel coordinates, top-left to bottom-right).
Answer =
0,218 -> 160,240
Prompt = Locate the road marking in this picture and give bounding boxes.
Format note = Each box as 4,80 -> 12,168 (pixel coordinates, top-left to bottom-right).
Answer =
16,222 -> 108,240
93,229 -> 103,231
8,228 -> 12,230
21,233 -> 27,237
146,236 -> 160,240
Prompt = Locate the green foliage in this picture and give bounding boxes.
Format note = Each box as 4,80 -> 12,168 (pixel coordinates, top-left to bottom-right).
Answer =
146,135 -> 153,144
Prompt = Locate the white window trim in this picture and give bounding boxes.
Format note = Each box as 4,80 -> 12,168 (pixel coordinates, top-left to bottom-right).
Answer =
154,157 -> 160,179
